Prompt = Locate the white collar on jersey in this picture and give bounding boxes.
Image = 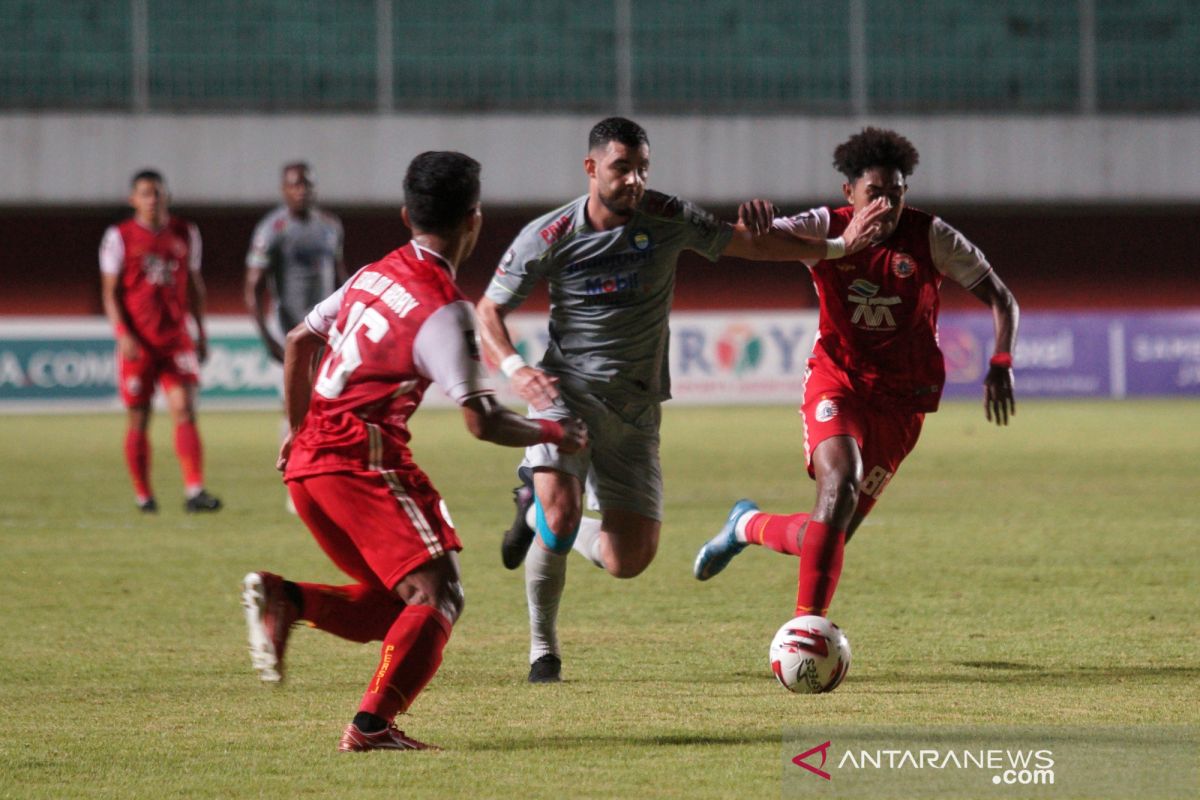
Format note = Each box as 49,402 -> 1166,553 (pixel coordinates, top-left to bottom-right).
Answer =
410,241 -> 455,278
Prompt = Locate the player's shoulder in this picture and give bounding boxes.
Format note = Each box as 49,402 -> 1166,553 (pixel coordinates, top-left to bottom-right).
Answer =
638,189 -> 687,221
514,196 -> 586,254
314,207 -> 342,229
256,205 -> 289,231
165,215 -> 196,236
379,245 -> 464,307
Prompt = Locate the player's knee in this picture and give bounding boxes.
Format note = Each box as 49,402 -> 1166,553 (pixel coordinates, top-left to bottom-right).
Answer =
605,539 -> 656,579
535,498 -> 581,554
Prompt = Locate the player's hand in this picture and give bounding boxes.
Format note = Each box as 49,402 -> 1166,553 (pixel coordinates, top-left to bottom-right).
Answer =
737,199 -> 779,236
512,366 -> 560,411
842,197 -> 891,254
275,431 -> 294,472
195,335 -> 208,364
984,364 -> 1015,426
118,333 -> 141,361
557,418 -> 589,454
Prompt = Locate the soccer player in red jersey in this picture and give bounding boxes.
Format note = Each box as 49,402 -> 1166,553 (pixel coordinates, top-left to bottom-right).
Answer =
693,128 -> 1019,621
99,169 -> 221,513
241,152 -> 586,753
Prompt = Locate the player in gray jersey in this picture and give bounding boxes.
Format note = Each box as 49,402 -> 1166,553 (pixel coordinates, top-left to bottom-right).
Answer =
477,117 -> 889,682
245,162 -> 347,362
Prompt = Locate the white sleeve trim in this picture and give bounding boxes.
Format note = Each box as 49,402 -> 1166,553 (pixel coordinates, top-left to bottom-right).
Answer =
412,300 -> 495,405
303,281 -> 348,338
772,206 -> 830,269
99,226 -> 124,275
929,216 -> 992,289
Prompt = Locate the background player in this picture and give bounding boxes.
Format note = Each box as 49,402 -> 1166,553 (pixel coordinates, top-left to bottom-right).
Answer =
244,161 -> 346,362
99,169 -> 221,513
241,151 -> 586,752
476,117 -> 889,682
693,127 -> 1019,623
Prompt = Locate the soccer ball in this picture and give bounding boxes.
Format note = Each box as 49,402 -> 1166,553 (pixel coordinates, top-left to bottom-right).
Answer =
769,615 -> 851,694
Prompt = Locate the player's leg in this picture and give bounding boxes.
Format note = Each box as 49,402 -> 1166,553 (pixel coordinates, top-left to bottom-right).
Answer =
162,357 -> 220,512
523,466 -> 584,682
117,349 -> 156,511
341,552 -> 463,752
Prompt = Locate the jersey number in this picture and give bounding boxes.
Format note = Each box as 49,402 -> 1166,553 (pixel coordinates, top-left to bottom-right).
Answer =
314,302 -> 389,399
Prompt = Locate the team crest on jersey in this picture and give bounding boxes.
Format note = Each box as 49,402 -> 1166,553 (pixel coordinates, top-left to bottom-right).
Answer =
630,229 -> 652,251
815,398 -> 838,422
891,252 -> 917,278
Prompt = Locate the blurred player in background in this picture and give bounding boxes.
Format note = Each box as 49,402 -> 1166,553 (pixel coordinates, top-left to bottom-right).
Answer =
241,152 -> 586,752
477,117 -> 888,682
693,127 -> 1019,623
245,161 -> 346,362
99,169 -> 222,513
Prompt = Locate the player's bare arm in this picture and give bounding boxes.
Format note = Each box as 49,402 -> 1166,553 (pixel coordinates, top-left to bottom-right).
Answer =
100,272 -> 141,361
721,197 -> 891,261
475,296 -> 561,410
276,321 -> 325,470
244,266 -> 285,362
461,393 -> 587,454
970,271 -> 1019,426
187,269 -> 209,364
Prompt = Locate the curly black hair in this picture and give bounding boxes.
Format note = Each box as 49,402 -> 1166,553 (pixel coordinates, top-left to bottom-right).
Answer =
832,128 -> 920,182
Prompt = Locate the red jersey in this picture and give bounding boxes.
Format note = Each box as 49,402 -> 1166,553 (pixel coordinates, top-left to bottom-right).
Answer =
776,205 -> 992,412
99,216 -> 201,352
284,242 -> 493,480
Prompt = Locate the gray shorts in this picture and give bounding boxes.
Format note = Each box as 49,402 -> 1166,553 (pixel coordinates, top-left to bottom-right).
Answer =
521,383 -> 663,522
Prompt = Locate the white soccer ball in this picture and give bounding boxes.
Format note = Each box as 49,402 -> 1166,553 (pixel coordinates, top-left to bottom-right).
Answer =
769,615 -> 851,694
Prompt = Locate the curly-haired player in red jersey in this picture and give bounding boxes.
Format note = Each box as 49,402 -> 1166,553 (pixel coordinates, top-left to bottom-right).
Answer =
693,128 -> 1019,621
99,170 -> 221,513
241,152 -> 586,753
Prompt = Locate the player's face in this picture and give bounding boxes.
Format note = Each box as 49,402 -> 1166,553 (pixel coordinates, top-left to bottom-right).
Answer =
845,167 -> 906,241
129,179 -> 168,226
282,168 -> 314,213
586,140 -> 649,218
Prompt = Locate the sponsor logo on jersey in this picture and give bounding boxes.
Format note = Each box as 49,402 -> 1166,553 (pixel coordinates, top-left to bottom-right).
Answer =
630,229 -> 652,251
584,271 -> 640,296
496,248 -> 515,277
564,248 -> 652,276
847,279 -> 900,330
815,398 -> 838,422
141,253 -> 175,286
539,212 -> 574,246
891,252 -> 917,278
169,237 -> 188,259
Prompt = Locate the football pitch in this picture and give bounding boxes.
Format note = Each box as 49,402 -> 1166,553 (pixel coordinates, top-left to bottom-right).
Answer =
1,400 -> 1197,799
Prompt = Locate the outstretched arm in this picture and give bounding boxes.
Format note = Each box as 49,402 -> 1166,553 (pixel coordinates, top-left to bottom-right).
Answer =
460,393 -> 587,454
970,272 -> 1019,426
476,296 -> 560,411
721,197 -> 890,261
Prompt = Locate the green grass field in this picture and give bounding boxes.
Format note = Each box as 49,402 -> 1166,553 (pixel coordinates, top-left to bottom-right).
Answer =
1,401 -> 1197,799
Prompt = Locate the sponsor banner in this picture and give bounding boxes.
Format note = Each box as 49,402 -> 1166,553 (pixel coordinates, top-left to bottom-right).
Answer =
782,725 -> 1197,798
1,310 -> 1197,411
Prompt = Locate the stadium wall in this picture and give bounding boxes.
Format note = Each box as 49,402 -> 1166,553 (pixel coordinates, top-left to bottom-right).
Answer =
2,114 -> 1200,205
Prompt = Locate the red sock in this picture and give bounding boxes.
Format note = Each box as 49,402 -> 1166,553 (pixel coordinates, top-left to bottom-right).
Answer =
296,582 -> 403,643
174,421 -> 204,492
744,512 -> 808,556
124,428 -> 152,500
358,605 -> 452,722
794,520 -> 846,617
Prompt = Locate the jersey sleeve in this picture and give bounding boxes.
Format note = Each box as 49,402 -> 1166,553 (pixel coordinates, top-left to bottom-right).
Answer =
187,223 -> 202,272
99,226 -> 124,275
772,206 -> 831,240
483,228 -> 546,310
642,192 -> 733,262
246,214 -> 278,270
303,280 -> 349,339
412,300 -> 495,404
929,216 -> 992,289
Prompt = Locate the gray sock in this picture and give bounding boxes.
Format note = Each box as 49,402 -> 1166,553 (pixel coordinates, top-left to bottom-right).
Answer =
571,517 -> 606,569
525,542 -> 567,663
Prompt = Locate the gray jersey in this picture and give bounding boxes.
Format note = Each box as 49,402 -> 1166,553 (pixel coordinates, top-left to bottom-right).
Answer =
485,190 -> 732,401
247,205 -> 344,330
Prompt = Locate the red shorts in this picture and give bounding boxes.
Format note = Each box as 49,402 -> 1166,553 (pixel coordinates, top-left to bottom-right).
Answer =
117,347 -> 199,408
800,367 -> 925,518
286,470 -> 462,590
